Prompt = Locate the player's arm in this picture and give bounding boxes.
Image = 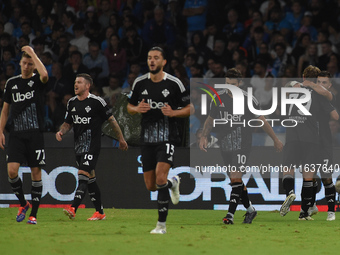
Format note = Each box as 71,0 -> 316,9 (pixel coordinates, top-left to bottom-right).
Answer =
56,122 -> 72,142
303,80 -> 333,102
127,99 -> 151,115
21,45 -> 49,84
107,115 -> 128,151
199,116 -> 214,152
258,115 -> 283,152
0,102 -> 10,150
161,103 -> 192,118
330,109 -> 339,121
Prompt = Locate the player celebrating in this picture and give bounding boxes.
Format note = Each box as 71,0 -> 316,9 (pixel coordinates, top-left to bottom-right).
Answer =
0,46 -> 49,224
127,47 -> 192,234
56,73 -> 128,221
199,68 -> 283,224
280,66 -> 338,220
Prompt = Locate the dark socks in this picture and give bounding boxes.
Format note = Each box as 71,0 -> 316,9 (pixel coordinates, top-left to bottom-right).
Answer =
283,175 -> 295,196
88,177 -> 104,214
301,181 -> 313,213
240,183 -> 250,209
30,180 -> 42,218
324,182 -> 335,212
72,174 -> 89,212
311,180 -> 318,206
8,176 -> 26,207
227,182 -> 243,219
156,183 -> 170,223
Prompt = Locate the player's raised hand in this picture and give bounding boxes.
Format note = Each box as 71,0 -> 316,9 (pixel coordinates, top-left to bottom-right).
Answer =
119,139 -> 128,151
0,133 -> 5,150
56,131 -> 63,142
274,139 -> 283,152
199,136 -> 208,152
21,45 -> 35,56
137,99 -> 151,113
161,104 -> 174,117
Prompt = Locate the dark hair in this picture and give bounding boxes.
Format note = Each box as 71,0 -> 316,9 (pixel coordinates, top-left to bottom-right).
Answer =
318,71 -> 332,78
76,73 -> 93,86
22,52 -> 32,59
70,50 -> 82,58
226,68 -> 242,80
149,46 -> 166,59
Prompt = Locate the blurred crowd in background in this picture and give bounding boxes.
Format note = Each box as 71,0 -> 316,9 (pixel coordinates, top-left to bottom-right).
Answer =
1,0 -> 340,145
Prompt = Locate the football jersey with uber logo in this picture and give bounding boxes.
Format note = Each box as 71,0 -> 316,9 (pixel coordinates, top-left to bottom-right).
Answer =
208,89 -> 260,152
65,93 -> 112,155
128,72 -> 190,145
3,73 -> 45,132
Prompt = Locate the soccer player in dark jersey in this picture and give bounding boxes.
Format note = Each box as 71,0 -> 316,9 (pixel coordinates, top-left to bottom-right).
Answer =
199,68 -> 283,224
301,71 -> 337,221
280,66 -> 339,220
127,47 -> 192,234
56,73 -> 128,221
0,46 -> 49,224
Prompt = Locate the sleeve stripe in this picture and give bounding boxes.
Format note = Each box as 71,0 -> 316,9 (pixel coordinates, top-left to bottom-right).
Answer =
89,94 -> 107,107
131,73 -> 148,90
242,89 -> 259,106
166,74 -> 186,93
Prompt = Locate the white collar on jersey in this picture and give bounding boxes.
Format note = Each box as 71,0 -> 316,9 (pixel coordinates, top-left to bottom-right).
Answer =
147,71 -> 167,80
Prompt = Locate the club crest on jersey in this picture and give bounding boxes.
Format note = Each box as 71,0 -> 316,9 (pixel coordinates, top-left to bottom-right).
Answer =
28,80 -> 34,87
85,106 -> 91,113
162,89 -> 170,97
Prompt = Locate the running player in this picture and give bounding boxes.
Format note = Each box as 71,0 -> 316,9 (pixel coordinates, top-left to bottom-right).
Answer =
56,73 -> 128,221
199,68 -> 283,224
127,47 -> 192,234
0,46 -> 49,224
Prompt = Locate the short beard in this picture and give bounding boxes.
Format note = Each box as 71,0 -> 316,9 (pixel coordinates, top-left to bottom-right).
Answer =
150,66 -> 162,74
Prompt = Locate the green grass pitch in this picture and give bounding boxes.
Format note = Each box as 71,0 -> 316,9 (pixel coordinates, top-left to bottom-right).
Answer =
0,208 -> 339,255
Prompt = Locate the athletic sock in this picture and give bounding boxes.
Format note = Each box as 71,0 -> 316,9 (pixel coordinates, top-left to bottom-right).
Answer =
156,183 -> 170,223
8,176 -> 26,207
282,175 -> 294,196
324,182 -> 335,212
226,182 -> 243,219
72,174 -> 89,212
240,183 -> 252,210
88,177 -> 104,214
166,179 -> 173,189
311,180 -> 318,206
30,180 -> 42,218
301,180 -> 313,213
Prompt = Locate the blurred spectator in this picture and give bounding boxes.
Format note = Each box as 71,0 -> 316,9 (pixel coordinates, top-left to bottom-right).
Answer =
62,11 -> 76,35
101,26 -> 116,52
108,13 -> 121,33
83,41 -> 109,84
235,60 -> 251,78
122,61 -> 142,89
69,21 -> 90,55
297,42 -> 318,78
51,93 -> 73,132
122,71 -> 137,94
31,3 -> 47,37
142,5 -> 176,50
329,120 -> 340,146
319,40 -> 339,70
104,34 -> 127,77
203,22 -> 222,51
291,33 -> 310,63
98,0 -> 113,29
264,6 -> 288,36
174,64 -> 189,88
15,35 -> 30,61
118,14 -> 141,40
223,9 -> 244,40
297,12 -> 317,42
245,26 -> 266,65
4,62 -> 17,79
86,22 -> 104,46
212,60 -> 226,78
85,6 -> 99,25
190,31 -> 212,65
0,33 -> 16,61
77,0 -> 89,20
317,30 -> 338,57
53,34 -> 71,65
119,0 -> 143,23
41,52 -> 53,77
102,75 -> 122,104
182,0 -> 207,45
44,14 -> 59,36
281,0 -> 304,42
190,63 -> 203,78
120,26 -> 145,64
183,53 -> 197,79
63,50 -> 89,83
271,42 -> 295,77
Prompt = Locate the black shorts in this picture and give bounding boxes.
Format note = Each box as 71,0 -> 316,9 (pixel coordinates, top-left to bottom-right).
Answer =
7,132 -> 45,167
220,149 -> 250,176
141,143 -> 175,172
283,141 -> 321,171
76,154 -> 99,173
